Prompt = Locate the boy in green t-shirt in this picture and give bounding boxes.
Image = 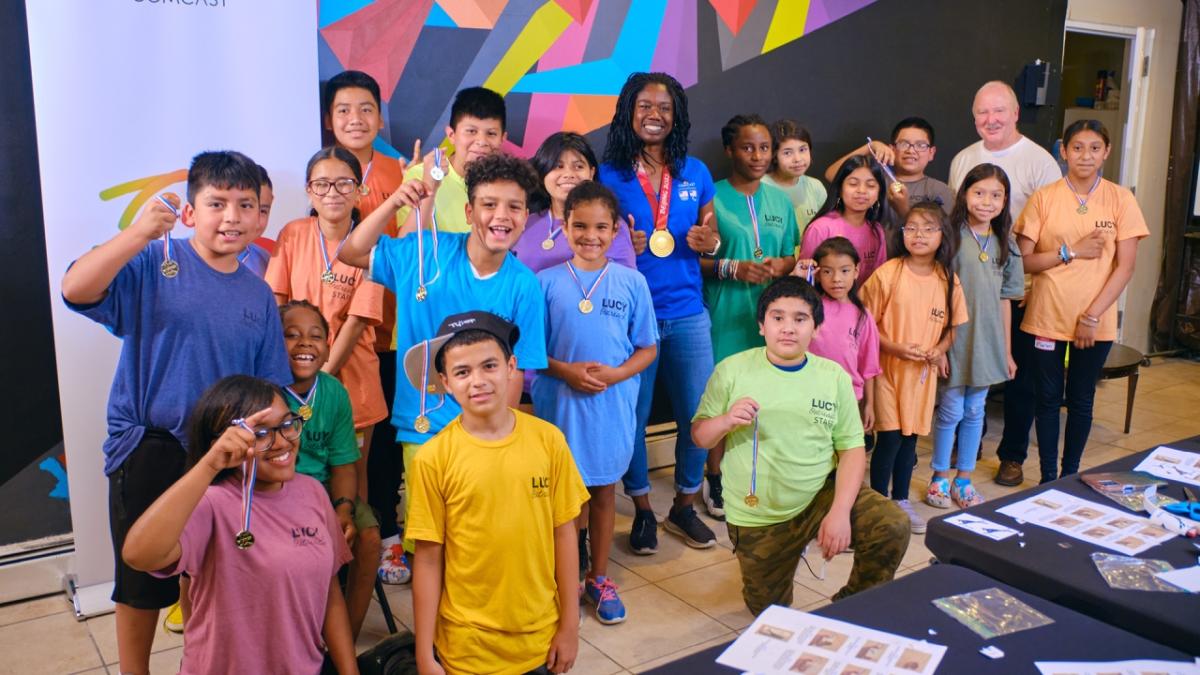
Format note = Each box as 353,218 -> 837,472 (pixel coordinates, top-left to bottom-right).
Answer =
280,300 -> 382,640
691,277 -> 909,614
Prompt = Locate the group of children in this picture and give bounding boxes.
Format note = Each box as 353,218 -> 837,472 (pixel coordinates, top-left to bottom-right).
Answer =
65,66 -> 1143,674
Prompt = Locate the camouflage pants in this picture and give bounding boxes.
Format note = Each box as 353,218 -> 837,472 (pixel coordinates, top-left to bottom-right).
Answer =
726,476 -> 910,615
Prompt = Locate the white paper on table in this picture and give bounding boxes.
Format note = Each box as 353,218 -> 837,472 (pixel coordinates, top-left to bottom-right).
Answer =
1034,658 -> 1200,674
716,604 -> 946,675
1156,565 -> 1200,593
943,514 -> 1021,541
995,489 -> 1176,555
1133,446 -> 1200,487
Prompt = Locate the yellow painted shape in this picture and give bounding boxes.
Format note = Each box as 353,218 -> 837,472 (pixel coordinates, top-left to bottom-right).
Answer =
483,1 -> 572,95
762,0 -> 810,54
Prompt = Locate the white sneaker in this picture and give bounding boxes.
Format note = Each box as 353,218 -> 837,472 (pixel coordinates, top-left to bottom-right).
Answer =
896,499 -> 927,534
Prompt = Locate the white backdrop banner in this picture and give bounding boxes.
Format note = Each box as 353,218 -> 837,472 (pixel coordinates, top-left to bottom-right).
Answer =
25,0 -> 319,613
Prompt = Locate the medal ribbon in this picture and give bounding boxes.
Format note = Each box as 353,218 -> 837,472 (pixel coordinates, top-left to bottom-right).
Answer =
418,339 -> 447,426
545,217 -> 563,245
746,194 -> 761,253
749,417 -> 760,498
232,418 -> 259,538
865,136 -> 900,185
433,147 -> 444,176
968,227 -> 991,259
284,380 -> 318,410
635,161 -> 672,235
414,205 -> 444,293
155,195 -> 178,266
1070,174 -> 1102,211
317,220 -> 353,279
361,157 -> 374,189
565,260 -> 611,305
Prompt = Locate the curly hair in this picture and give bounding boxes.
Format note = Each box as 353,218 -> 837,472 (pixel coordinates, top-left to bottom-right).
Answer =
602,72 -> 691,180
464,152 -> 540,204
279,299 -> 330,337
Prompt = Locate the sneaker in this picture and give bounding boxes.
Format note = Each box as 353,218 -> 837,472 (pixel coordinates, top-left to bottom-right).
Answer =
995,460 -> 1024,486
951,479 -> 986,509
377,543 -> 412,585
664,505 -> 717,548
703,473 -> 725,521
895,499 -> 927,534
577,528 -> 590,581
584,575 -> 627,625
162,601 -> 183,634
924,477 -> 953,509
629,509 -> 659,555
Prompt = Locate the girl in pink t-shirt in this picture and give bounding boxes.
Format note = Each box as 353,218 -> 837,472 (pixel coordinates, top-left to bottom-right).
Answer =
797,154 -> 891,280
805,236 -> 881,433
122,375 -> 356,675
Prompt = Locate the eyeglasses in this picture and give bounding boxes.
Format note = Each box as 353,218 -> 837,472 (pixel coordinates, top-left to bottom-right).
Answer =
901,226 -> 940,237
231,414 -> 304,452
895,141 -> 931,152
307,178 -> 359,196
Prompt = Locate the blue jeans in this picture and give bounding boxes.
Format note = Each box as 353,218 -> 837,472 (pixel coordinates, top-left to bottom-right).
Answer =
1027,332 -> 1112,482
932,386 -> 989,473
623,310 -> 714,497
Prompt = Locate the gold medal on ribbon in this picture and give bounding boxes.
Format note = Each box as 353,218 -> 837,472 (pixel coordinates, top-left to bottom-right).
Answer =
160,259 -> 179,279
649,230 -> 675,257
579,299 -> 594,314
889,181 -> 904,194
298,405 -> 313,421
1077,204 -> 1088,215
235,530 -> 255,550
979,251 -> 990,263
541,238 -> 555,250
754,247 -> 764,259
416,285 -> 427,302
359,184 -> 371,196
414,415 -> 431,434
321,270 -> 335,284
744,494 -> 759,508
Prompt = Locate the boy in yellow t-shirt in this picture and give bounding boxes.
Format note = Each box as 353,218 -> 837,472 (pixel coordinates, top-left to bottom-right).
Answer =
691,277 -> 909,615
405,311 -> 588,675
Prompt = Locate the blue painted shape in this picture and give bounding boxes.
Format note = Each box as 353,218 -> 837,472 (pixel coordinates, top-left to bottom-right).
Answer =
319,0 -> 375,29
38,457 -> 69,500
373,137 -> 402,160
509,0 -> 669,95
425,2 -> 456,27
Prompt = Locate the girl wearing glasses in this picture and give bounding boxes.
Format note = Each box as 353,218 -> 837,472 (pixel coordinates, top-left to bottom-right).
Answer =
122,375 -> 357,675
266,147 -> 388,509
861,203 -> 967,534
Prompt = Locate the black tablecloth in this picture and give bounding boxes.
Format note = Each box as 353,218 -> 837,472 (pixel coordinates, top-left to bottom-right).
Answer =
643,564 -> 1190,674
926,436 -> 1200,654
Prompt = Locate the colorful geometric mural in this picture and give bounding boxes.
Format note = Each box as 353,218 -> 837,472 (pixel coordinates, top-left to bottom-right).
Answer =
317,0 -> 877,159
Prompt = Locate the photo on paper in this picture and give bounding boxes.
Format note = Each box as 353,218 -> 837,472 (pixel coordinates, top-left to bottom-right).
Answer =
1150,452 -> 1181,464
788,653 -> 829,674
839,666 -> 871,675
1071,506 -> 1104,520
1050,515 -> 1083,528
755,623 -> 795,641
1138,525 -> 1170,538
1106,516 -> 1138,529
895,648 -> 932,672
808,628 -> 848,651
1033,497 -> 1063,510
856,640 -> 888,662
1114,535 -> 1144,549
1081,526 -> 1114,539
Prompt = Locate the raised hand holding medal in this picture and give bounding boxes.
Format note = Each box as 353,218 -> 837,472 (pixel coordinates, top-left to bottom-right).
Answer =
865,136 -> 904,195
153,194 -> 181,278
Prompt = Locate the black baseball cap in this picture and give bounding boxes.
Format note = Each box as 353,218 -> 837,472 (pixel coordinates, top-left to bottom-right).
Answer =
402,311 -> 520,394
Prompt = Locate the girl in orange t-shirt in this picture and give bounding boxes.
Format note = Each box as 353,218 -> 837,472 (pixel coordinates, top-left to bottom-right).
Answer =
265,147 -> 388,501
862,203 -> 967,533
1013,120 -> 1147,483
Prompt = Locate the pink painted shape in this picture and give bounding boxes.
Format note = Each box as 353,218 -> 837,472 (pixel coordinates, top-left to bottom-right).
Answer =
320,0 -> 433,97
804,0 -> 875,32
651,0 -> 697,88
708,0 -> 757,34
552,0 -> 594,24
438,0 -> 508,29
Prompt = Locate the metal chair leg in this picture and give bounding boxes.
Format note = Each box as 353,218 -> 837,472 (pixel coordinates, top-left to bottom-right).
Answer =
375,577 -> 398,634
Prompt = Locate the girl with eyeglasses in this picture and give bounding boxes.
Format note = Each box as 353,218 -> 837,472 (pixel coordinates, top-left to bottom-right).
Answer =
266,147 -> 388,519
122,375 -> 356,675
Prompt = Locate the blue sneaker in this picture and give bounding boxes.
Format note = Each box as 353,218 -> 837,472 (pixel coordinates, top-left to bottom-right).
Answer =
584,575 -> 627,625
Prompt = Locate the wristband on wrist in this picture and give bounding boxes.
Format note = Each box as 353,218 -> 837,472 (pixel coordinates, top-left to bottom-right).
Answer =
1079,313 -> 1100,327
332,497 -> 356,516
1059,244 -> 1072,264
706,237 -> 722,257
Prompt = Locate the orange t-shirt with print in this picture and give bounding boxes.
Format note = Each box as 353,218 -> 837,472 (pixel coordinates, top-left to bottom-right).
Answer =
266,216 -> 388,429
862,258 -> 968,436
356,152 -> 405,352
1014,179 -> 1147,342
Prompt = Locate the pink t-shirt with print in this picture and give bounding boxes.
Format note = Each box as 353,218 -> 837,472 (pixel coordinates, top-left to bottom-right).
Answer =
808,296 -> 881,400
800,213 -> 888,280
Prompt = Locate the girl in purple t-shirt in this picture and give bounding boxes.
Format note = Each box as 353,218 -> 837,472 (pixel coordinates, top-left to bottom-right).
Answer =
797,155 -> 892,280
122,375 -> 355,675
805,236 -> 882,434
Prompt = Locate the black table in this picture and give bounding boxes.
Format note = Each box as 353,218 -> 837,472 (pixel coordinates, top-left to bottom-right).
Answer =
926,437 -> 1200,654
643,564 -> 1190,674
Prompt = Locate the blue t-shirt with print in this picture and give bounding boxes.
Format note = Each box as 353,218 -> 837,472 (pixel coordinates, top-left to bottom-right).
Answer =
67,238 -> 292,475
598,156 -> 715,320
370,231 -> 547,444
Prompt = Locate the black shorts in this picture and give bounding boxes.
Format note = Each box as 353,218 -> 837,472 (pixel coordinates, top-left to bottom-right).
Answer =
108,428 -> 188,609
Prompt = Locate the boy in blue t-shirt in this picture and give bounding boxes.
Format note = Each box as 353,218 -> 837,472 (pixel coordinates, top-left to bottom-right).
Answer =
62,150 -> 291,674
691,277 -> 908,615
340,152 -> 548,556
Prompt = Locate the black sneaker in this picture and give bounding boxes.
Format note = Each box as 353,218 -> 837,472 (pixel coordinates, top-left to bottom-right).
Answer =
629,509 -> 659,555
577,528 -> 590,580
703,473 -> 725,521
664,505 -> 717,549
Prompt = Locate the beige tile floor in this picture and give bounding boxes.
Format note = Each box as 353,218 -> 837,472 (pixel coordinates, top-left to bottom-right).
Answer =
3,357 -> 1199,674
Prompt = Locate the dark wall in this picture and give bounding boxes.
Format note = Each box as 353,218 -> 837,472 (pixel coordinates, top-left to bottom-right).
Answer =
589,0 -> 1068,184
1,1 -> 64,484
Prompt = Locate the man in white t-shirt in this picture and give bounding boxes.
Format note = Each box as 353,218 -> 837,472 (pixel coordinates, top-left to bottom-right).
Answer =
949,81 -> 1061,488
